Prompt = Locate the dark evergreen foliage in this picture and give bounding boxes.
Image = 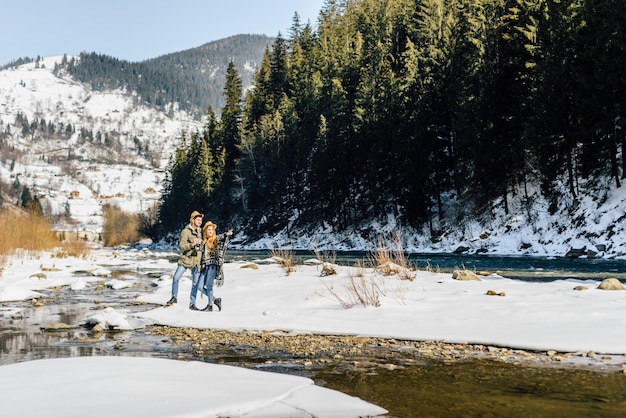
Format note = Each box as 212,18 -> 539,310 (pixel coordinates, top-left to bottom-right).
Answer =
20,186 -> 43,215
0,56 -> 36,70
156,0 -> 626,243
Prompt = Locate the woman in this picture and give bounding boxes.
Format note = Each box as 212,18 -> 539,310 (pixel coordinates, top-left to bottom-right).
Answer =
196,221 -> 232,312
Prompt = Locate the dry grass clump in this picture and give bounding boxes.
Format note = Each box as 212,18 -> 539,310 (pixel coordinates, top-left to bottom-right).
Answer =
316,233 -> 415,309
313,248 -> 337,264
319,262 -> 410,309
369,234 -> 415,280
0,209 -> 91,268
319,271 -> 386,308
53,236 -> 91,258
315,234 -> 415,309
270,248 -> 296,275
343,273 -> 385,307
423,260 -> 442,273
320,270 -> 409,309
314,247 -> 337,276
0,209 -> 59,254
102,204 -> 142,247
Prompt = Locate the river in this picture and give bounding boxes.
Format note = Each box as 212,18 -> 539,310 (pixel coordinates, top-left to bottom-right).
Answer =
230,249 -> 626,282
2,250 -> 626,417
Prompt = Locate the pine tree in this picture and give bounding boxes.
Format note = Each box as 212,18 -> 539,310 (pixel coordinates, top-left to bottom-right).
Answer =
246,49 -> 273,128
574,0 -> 626,186
526,0 -> 586,202
215,62 -> 243,220
221,61 -> 243,175
158,135 -> 193,234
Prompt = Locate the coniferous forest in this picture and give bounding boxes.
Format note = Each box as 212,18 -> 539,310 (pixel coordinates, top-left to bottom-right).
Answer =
156,0 -> 626,243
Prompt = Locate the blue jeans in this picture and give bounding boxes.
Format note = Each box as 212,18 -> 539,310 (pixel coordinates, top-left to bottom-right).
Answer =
189,265 -> 203,306
171,264 -> 199,300
195,265 -> 217,306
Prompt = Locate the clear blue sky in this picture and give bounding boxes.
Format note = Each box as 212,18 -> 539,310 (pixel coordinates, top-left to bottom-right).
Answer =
1,0 -> 327,66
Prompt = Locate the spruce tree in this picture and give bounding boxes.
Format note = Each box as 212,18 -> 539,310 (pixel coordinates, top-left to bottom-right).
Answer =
215,61 -> 243,221
158,135 -> 193,235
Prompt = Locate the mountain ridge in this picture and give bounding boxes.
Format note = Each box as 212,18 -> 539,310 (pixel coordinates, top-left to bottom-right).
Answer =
4,34 -> 273,118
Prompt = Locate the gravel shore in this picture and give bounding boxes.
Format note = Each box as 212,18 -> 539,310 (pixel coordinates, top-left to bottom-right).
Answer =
150,326 -> 626,373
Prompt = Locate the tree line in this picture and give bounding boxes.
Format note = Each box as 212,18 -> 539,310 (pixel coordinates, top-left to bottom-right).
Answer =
154,0 -> 626,242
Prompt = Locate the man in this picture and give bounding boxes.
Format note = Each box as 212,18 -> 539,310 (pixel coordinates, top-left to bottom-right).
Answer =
165,210 -> 203,306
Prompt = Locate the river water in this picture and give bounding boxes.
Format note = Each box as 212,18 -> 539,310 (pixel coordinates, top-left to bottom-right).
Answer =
232,249 -> 626,282
2,250 -> 626,417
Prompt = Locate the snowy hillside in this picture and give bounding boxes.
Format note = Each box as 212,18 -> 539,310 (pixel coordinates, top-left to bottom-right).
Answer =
0,57 -> 201,235
239,174 -> 626,260
0,56 -> 200,166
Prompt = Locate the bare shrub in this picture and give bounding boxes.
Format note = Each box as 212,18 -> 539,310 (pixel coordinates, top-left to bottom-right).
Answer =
345,274 -> 384,307
270,248 -> 295,275
370,239 -> 393,267
102,204 -> 142,247
319,270 -> 386,308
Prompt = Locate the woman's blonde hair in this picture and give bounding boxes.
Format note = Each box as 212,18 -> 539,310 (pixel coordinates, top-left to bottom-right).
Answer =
202,221 -> 217,251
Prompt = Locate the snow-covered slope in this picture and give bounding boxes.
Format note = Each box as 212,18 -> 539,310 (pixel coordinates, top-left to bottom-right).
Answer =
0,57 -> 201,234
1,56 -> 200,167
238,174 -> 626,259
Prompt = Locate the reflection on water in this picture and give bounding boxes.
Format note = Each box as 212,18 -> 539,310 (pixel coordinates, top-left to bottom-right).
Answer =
0,304 -> 98,365
318,360 -> 626,418
0,266 -> 176,366
0,303 -> 183,366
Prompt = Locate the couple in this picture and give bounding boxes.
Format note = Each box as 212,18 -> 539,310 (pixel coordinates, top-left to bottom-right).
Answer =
166,210 -> 233,311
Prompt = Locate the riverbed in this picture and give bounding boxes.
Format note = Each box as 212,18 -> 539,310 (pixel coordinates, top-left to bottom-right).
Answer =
2,249 -> 626,417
